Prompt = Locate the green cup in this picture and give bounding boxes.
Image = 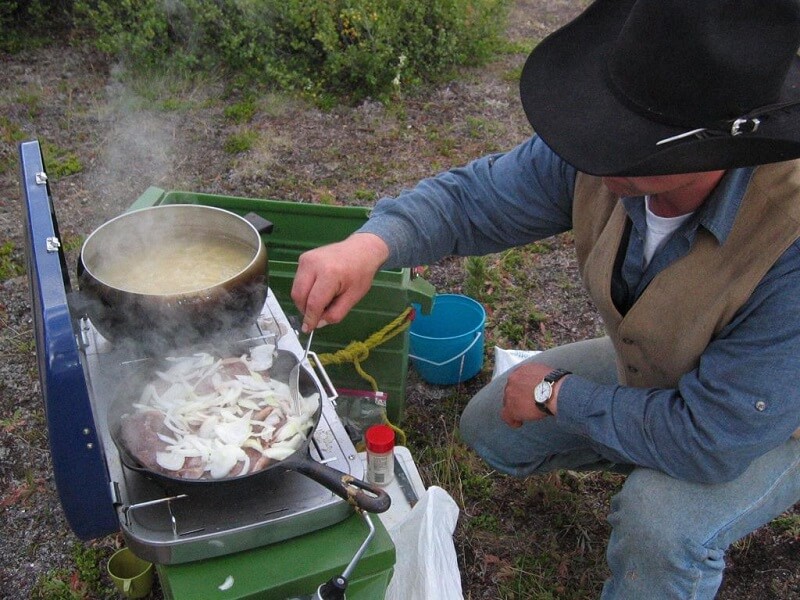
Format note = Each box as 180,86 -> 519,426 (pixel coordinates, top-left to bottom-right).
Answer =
107,548 -> 154,599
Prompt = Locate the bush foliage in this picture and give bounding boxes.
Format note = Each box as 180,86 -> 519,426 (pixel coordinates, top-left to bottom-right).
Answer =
60,0 -> 508,104
0,0 -> 73,52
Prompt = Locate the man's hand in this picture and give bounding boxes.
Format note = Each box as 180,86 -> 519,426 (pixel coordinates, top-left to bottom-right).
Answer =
291,233 -> 389,332
501,362 -> 565,428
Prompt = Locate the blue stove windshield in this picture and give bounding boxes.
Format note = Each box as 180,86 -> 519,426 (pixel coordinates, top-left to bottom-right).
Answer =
19,139 -> 118,540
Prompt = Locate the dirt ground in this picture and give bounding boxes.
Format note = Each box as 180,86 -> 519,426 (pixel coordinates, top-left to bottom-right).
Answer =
1,1 -> 798,598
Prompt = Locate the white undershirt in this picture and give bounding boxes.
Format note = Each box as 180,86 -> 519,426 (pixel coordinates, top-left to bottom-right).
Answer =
643,195 -> 694,267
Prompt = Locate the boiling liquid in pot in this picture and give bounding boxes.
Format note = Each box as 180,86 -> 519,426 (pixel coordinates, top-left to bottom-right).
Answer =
94,237 -> 255,294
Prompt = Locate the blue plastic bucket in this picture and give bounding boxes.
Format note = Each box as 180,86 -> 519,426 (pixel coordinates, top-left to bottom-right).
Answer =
409,294 -> 486,385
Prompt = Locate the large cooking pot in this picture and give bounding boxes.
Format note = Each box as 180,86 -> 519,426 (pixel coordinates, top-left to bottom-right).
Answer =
107,347 -> 391,514
77,204 -> 272,347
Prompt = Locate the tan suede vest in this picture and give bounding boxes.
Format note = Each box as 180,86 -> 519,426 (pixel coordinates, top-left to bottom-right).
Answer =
573,161 -> 800,423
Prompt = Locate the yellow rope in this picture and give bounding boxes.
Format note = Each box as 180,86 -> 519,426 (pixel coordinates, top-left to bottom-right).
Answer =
317,307 -> 412,446
381,415 -> 407,447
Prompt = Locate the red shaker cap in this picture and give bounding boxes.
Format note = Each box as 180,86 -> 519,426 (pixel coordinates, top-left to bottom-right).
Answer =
365,424 -> 395,454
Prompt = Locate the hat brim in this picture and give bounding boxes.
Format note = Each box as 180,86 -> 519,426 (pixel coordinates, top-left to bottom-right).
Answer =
520,0 -> 800,176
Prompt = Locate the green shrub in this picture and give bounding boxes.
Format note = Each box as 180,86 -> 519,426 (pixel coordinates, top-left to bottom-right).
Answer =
4,0 -> 509,104
72,0 -> 173,69
0,0 -> 73,52
73,0 -> 509,104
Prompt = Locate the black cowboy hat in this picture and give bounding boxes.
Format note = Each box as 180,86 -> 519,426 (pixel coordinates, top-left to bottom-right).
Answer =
520,0 -> 800,176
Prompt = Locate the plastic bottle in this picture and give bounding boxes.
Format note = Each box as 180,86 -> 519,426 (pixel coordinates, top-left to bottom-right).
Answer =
365,424 -> 395,486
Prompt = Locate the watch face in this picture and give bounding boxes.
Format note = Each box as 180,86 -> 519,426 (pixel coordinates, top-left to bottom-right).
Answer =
534,380 -> 552,404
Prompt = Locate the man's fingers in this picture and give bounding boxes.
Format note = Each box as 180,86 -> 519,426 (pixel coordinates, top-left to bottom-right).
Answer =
292,235 -> 389,331
290,266 -> 315,316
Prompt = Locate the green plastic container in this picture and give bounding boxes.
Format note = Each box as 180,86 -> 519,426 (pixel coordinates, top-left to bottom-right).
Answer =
157,511 -> 395,599
131,188 -> 435,423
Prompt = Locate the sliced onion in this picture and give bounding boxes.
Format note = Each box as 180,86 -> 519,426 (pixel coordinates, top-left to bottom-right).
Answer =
235,374 -> 272,391
197,416 -> 218,439
274,416 -> 313,443
247,344 -> 275,371
237,398 -> 261,411
262,444 -> 297,461
218,575 -> 234,591
131,346 -> 315,479
207,443 -> 244,479
214,415 -> 252,446
156,451 -> 187,471
157,433 -> 179,445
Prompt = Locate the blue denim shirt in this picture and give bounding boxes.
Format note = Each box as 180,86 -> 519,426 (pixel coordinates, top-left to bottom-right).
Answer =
360,135 -> 800,483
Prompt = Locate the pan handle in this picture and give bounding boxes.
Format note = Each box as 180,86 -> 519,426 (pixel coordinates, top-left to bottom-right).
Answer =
243,212 -> 274,235
286,456 -> 391,513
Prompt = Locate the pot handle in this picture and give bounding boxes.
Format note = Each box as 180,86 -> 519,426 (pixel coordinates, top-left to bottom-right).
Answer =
287,457 -> 392,513
243,212 -> 274,235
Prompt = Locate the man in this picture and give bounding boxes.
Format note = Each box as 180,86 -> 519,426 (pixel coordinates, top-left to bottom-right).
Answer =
291,0 -> 800,596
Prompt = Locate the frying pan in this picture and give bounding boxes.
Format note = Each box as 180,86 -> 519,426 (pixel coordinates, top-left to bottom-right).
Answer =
107,348 -> 391,514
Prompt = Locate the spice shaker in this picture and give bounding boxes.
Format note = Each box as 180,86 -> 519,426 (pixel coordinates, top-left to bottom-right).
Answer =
365,424 -> 395,486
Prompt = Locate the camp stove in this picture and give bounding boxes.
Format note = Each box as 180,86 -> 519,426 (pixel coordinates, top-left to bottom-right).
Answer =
20,140 -> 397,597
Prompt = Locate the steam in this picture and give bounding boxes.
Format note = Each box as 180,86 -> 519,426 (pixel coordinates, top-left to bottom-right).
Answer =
88,63 -> 179,226
77,47 -> 272,356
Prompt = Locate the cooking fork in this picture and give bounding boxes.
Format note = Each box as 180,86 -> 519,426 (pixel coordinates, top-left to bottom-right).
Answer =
289,328 -> 314,415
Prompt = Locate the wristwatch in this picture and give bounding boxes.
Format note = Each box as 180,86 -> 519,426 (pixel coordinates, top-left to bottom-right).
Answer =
533,368 -> 571,416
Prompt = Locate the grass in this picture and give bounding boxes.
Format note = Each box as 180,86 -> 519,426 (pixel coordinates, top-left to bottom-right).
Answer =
223,130 -> 258,154
15,87 -> 44,120
224,97 -> 258,123
353,188 -> 377,202
0,115 -> 28,175
465,116 -> 503,140
464,256 -> 492,300
0,241 -> 25,281
462,244 -> 569,349
0,408 -> 26,433
30,568 -> 80,600
122,66 -> 221,110
46,150 -> 83,178
61,235 -> 85,253
29,543 -> 115,600
770,513 -> 800,537
426,125 -> 459,158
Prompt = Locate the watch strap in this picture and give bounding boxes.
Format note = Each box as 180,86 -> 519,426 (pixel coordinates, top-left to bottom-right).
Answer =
544,368 -> 572,384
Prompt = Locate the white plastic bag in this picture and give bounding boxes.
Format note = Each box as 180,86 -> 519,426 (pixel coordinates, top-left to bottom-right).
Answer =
491,346 -> 541,379
384,485 -> 463,600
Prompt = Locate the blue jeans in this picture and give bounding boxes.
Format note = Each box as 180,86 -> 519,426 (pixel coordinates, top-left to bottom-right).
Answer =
460,337 -> 800,599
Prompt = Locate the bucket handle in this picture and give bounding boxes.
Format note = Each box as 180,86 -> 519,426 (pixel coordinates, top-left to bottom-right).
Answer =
408,331 -> 483,366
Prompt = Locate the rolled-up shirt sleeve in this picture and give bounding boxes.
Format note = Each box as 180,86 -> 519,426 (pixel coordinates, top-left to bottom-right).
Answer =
557,243 -> 800,483
358,135 -> 576,269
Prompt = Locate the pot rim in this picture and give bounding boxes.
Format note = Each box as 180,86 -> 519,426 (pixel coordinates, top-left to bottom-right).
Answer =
80,204 -> 266,297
